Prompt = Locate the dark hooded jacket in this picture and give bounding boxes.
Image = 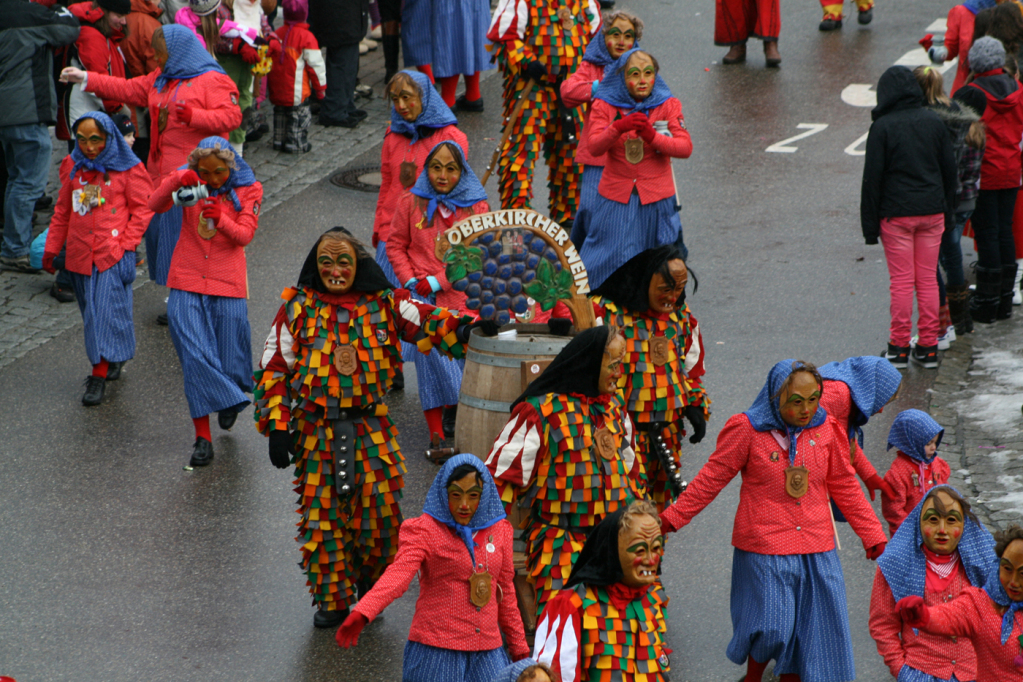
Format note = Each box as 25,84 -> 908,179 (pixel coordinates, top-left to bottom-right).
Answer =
861,66 -> 958,244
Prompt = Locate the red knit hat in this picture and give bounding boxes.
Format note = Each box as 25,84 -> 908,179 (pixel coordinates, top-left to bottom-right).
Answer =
283,0 -> 307,22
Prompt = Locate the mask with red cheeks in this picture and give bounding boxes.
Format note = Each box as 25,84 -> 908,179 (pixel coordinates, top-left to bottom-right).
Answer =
598,334 -> 626,395
778,371 -> 822,428
427,145 -> 462,195
647,259 -> 687,314
447,472 -> 483,525
624,52 -> 656,101
1000,539 -> 1023,602
316,237 -> 358,294
75,118 -> 107,161
617,514 -> 663,588
919,490 -> 964,555
197,154 -> 231,190
604,17 -> 636,59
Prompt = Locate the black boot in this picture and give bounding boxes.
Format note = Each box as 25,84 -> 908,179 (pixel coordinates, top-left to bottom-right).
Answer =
971,265 -> 1002,324
382,35 -> 400,86
442,405 -> 457,439
313,603 -> 347,628
218,406 -> 238,430
106,361 -> 123,381
946,283 -> 973,334
189,438 -> 215,467
997,262 -> 1018,320
390,366 -> 405,392
82,375 -> 106,406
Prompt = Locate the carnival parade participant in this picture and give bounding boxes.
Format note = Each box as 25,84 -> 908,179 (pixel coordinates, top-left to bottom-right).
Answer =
253,228 -> 498,627
42,112 -> 154,406
818,0 -> 875,32
59,25 -> 242,323
715,0 -> 782,67
533,500 -> 671,682
590,245 -> 709,511
486,0 -> 601,227
925,0 -> 996,94
869,486 -> 997,682
149,137 -> 260,467
560,9 -> 641,249
897,524 -> 1023,682
580,48 -> 692,289
386,141 -> 489,447
660,359 -> 888,682
492,660 -> 556,682
485,325 -> 642,614
335,455 -> 529,680
882,409 -> 951,537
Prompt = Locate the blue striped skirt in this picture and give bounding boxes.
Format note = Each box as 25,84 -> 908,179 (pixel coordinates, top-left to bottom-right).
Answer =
727,548 -> 855,682
406,288 -> 464,411
898,667 -> 966,682
167,289 -> 252,419
70,250 -> 137,366
145,206 -> 183,285
401,0 -> 494,76
402,640 -> 509,682
570,165 -> 603,250
375,241 -> 418,365
581,190 -> 686,289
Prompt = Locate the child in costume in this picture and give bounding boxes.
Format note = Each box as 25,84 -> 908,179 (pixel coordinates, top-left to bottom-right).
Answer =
493,660 -> 555,682
534,500 -> 671,682
870,486 -> 997,682
560,9 -> 641,249
581,49 -> 692,290
485,325 -> 642,614
175,0 -> 260,55
149,137 -> 261,468
42,112 -> 154,406
253,228 -> 498,627
882,409 -> 950,537
386,141 -> 488,446
898,524 -> 1023,682
335,455 -> 529,680
660,359 -> 888,682
590,245 -> 709,511
267,0 -> 326,154
486,0 -> 601,227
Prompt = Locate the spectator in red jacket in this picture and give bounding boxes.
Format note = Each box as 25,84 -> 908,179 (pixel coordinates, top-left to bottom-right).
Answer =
122,0 -> 163,172
268,0 -> 325,153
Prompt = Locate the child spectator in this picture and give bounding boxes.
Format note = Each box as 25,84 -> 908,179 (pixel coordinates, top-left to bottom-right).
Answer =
882,409 -> 951,536
110,112 -> 136,147
267,0 -> 325,153
175,0 -> 259,56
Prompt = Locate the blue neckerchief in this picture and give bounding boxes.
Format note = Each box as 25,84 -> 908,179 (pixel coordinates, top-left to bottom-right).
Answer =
878,485 -> 997,609
69,111 -> 142,181
744,359 -> 827,465
583,32 -> 640,68
820,356 -> 903,446
887,409 -> 944,464
155,25 -> 228,92
963,0 -> 996,14
409,140 -> 487,223
191,137 -> 255,211
422,454 -> 507,565
388,70 -> 458,143
595,47 -> 672,114
984,568 -> 1023,645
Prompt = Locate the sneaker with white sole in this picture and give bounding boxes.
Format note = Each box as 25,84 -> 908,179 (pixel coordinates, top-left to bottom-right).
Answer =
913,327 -> 955,351
885,343 -> 909,369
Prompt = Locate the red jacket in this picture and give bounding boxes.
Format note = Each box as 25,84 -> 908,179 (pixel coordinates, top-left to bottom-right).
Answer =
386,192 -> 490,310
560,60 -> 605,167
268,22 -> 326,107
882,452 -> 951,537
945,5 -> 975,95
373,126 -> 468,244
149,169 -> 262,298
353,514 -> 529,659
85,70 -> 241,182
660,413 -> 887,554
968,74 -> 1023,191
124,0 -> 163,78
588,97 -> 692,204
820,379 -> 880,484
45,158 -> 154,275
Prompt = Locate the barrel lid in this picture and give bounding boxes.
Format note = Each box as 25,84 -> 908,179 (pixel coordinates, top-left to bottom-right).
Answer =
468,323 -> 573,355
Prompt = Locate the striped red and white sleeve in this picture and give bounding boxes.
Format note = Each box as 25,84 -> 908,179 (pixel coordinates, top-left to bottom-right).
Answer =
253,302 -> 298,434
485,402 -> 547,510
487,0 -> 529,42
533,590 -> 584,682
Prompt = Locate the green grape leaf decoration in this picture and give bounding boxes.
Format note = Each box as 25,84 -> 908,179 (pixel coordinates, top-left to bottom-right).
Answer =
444,243 -> 484,283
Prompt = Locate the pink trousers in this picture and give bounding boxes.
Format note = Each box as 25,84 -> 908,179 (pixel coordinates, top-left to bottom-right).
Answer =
880,214 -> 944,347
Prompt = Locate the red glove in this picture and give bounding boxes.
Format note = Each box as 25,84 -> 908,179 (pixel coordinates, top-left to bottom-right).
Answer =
239,43 -> 261,65
864,473 -> 896,502
200,200 -> 222,226
919,34 -> 934,50
174,100 -> 193,125
314,87 -> 326,101
659,514 -> 675,536
866,541 -> 887,561
42,251 -> 58,274
637,117 -> 657,144
611,112 -> 645,136
178,169 -> 201,188
335,612 -> 369,647
415,279 -> 435,297
266,37 -> 282,59
895,595 -> 930,627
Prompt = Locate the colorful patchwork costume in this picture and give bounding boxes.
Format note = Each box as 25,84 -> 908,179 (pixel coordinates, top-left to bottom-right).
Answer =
486,0 -> 601,225
253,229 -> 472,615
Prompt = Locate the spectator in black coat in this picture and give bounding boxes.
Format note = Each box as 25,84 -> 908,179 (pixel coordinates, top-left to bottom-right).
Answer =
309,0 -> 368,127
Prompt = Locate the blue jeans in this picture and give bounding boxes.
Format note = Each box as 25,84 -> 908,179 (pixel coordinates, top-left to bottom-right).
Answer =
939,210 -> 970,288
0,123 -> 51,259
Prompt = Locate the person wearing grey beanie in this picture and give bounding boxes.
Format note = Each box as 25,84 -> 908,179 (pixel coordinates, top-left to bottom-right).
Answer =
968,35 -> 1006,74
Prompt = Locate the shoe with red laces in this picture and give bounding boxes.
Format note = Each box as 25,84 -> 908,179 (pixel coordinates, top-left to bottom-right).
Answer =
911,344 -> 939,369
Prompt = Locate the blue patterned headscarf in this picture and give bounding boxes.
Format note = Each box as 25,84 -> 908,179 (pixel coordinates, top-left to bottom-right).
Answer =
878,485 -> 996,606
744,360 -> 827,465
409,140 -> 487,224
191,137 -> 256,212
595,47 -> 672,114
155,25 -> 228,92
963,0 -> 997,15
984,556 -> 1023,644
422,454 -> 507,566
583,29 -> 640,67
388,70 -> 459,143
820,356 -> 903,446
492,659 -> 539,682
887,409 -> 944,463
69,111 -> 142,181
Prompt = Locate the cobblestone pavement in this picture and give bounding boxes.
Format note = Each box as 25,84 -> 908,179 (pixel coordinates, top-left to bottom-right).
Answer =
927,307 -> 1023,531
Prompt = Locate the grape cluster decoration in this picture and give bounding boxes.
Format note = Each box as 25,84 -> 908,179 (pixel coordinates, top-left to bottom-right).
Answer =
444,229 -> 573,325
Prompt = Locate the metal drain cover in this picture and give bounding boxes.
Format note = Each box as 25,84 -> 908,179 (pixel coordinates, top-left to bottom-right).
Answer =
330,166 -> 382,193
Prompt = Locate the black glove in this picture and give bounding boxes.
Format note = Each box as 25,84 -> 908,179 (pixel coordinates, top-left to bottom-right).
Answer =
523,59 -> 548,83
684,405 -> 706,444
457,317 -> 501,343
269,430 -> 293,469
548,318 -> 572,336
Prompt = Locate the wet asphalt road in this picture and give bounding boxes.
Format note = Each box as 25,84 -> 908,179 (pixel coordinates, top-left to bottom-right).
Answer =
0,0 -> 962,678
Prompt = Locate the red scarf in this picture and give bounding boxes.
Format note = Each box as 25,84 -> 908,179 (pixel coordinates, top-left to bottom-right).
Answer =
606,582 -> 651,612
923,546 -> 959,594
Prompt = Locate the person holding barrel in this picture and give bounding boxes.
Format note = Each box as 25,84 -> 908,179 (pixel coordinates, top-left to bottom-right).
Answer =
484,324 -> 642,616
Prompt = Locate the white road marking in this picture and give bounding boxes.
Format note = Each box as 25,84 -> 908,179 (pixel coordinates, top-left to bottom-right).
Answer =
893,48 -> 958,74
841,84 -> 877,107
844,132 -> 869,156
925,18 -> 947,32
765,123 -> 829,153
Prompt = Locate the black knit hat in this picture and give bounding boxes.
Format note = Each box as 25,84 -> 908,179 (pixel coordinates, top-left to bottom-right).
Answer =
97,0 -> 132,14
110,113 -> 135,137
953,84 -> 988,118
